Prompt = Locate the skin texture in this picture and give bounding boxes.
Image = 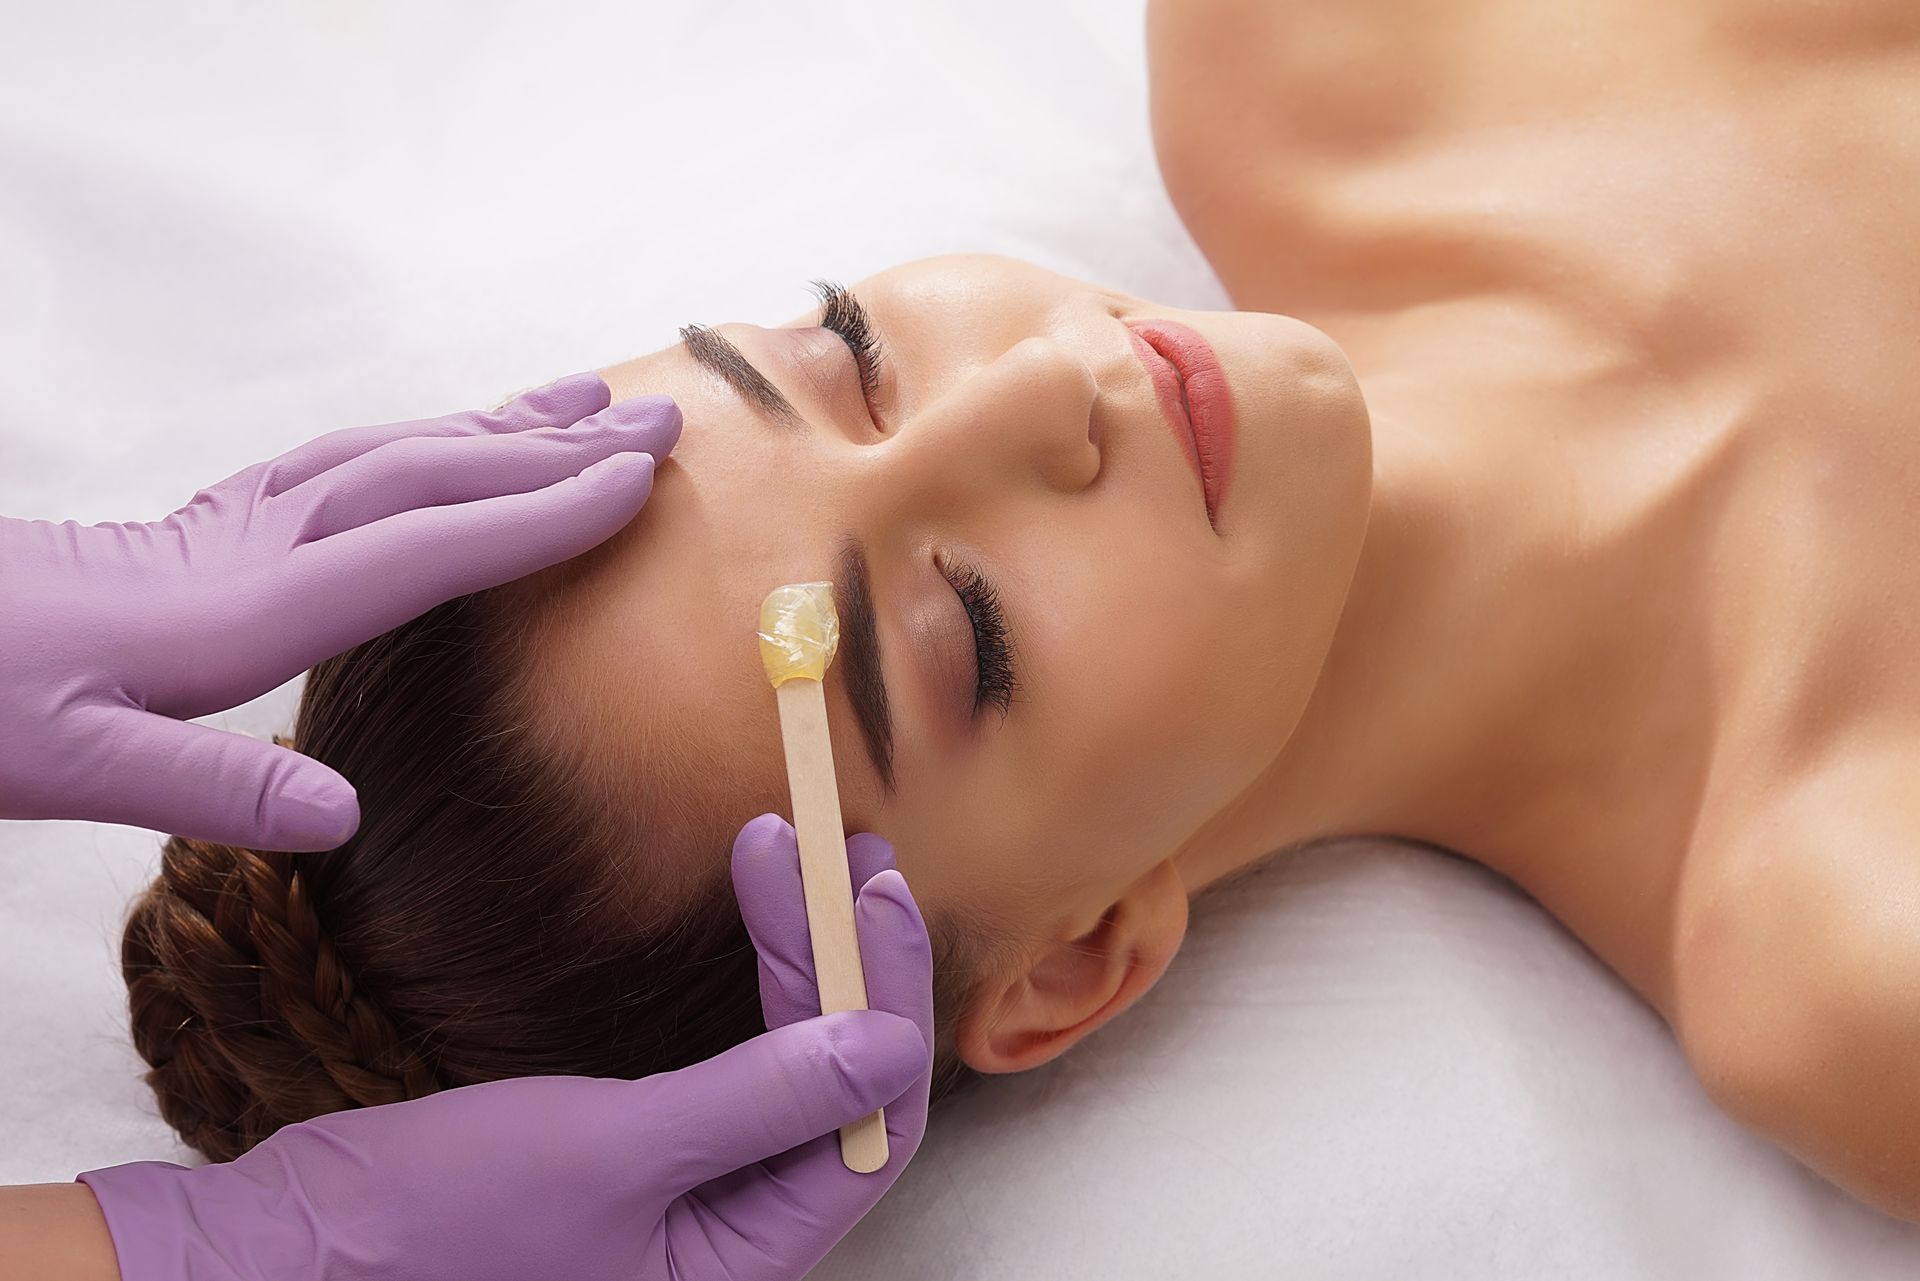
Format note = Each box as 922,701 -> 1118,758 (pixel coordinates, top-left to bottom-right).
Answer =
1148,0 -> 1920,1224
0,1185 -> 119,1281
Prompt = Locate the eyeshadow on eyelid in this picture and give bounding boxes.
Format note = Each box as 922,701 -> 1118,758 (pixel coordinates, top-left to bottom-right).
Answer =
777,327 -> 845,403
907,591 -> 976,727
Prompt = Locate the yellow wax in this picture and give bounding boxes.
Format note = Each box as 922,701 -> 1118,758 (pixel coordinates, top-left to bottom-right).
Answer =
758,581 -> 839,685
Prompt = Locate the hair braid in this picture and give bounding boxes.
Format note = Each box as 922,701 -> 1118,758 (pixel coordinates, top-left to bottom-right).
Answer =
123,826 -> 441,1162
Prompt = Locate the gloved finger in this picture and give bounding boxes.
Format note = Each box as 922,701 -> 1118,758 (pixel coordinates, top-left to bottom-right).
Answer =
294,451 -> 655,654
253,372 -> 612,498
58,707 -> 358,850
845,831 -> 899,896
849,867 -> 937,1158
732,814 -> 820,1030
690,868 -> 935,1246
642,1007 -> 927,1193
735,818 -> 906,1029
484,373 -> 616,432
287,396 -> 682,543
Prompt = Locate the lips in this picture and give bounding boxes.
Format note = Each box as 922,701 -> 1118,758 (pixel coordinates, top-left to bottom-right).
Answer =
1125,319 -> 1235,529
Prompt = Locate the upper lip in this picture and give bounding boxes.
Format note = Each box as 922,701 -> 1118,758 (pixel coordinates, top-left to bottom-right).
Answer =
1124,320 -> 1217,529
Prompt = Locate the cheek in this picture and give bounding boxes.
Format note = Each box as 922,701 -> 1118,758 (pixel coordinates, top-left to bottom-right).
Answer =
1023,568 -> 1273,863
876,593 -> 1275,920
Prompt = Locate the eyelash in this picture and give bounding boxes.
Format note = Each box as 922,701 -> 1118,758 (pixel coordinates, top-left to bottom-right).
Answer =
809,278 -> 887,411
941,557 -> 1018,719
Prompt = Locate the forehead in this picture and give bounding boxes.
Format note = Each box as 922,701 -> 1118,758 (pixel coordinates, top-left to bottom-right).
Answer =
520,340 -> 893,881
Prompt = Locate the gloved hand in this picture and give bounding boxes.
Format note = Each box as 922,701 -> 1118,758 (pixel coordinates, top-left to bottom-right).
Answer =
77,814 -> 934,1281
0,373 -> 679,851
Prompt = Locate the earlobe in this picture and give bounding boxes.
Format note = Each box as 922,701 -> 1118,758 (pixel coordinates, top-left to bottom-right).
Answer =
956,860 -> 1190,1075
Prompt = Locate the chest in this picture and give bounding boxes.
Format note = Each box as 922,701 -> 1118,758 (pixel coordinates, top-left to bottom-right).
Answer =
1155,0 -> 1920,1025
1482,394 -> 1920,1030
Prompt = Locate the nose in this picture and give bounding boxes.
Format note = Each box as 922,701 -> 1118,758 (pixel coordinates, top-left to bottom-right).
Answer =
881,336 -> 1102,513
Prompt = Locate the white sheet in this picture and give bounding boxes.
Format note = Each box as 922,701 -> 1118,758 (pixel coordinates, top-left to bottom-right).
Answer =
5,3 -> 1918,1276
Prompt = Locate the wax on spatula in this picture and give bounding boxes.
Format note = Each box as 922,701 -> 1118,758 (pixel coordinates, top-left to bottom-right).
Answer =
757,581 -> 889,1174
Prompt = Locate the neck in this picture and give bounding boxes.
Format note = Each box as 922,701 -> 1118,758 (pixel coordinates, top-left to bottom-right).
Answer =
1174,345 -> 1727,907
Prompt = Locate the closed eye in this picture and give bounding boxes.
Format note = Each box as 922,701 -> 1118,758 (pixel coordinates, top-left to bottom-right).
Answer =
809,279 -> 887,423
939,554 -> 1018,720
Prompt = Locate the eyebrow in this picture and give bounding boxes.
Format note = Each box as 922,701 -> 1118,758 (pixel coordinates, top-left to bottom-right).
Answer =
679,323 -> 803,428
833,535 -> 896,794
679,312 -> 898,794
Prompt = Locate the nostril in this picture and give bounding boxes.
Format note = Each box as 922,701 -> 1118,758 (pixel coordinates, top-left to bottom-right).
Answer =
1059,350 -> 1102,451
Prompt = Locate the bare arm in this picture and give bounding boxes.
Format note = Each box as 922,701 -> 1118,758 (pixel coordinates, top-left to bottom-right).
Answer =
0,1184 -> 122,1281
1674,748 -> 1920,1225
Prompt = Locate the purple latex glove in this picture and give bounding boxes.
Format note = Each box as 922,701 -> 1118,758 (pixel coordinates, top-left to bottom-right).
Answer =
77,815 -> 934,1281
0,373 -> 678,851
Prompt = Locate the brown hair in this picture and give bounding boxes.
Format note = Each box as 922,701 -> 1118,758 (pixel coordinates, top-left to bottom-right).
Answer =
119,580 -> 997,1163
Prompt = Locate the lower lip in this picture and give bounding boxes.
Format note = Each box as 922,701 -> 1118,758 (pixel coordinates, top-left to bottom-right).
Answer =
1126,319 -> 1236,528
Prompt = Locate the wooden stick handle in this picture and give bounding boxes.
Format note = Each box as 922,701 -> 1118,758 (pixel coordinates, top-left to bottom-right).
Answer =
773,677 -> 889,1173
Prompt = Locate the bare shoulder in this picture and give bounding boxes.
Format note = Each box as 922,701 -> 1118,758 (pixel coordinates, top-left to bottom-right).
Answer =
1146,0 -> 1460,166
1147,0 -> 1918,158
1145,0 -> 1457,270
1144,0 -> 1698,208
1146,0 -> 1919,316
1670,733 -> 1920,1220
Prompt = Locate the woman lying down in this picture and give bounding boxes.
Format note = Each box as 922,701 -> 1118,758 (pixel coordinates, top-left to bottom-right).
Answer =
123,0 -> 1920,1225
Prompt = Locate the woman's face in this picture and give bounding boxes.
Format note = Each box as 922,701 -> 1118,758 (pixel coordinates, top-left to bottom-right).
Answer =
539,254 -> 1371,1069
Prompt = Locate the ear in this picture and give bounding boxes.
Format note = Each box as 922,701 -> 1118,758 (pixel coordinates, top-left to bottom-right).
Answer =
956,859 -> 1189,1075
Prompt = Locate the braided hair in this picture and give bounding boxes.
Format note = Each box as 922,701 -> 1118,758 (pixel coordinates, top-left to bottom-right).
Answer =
123,830 -> 441,1159
119,582 -> 990,1163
